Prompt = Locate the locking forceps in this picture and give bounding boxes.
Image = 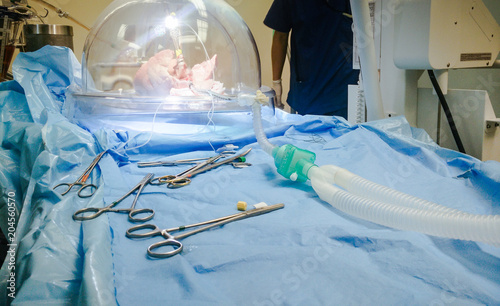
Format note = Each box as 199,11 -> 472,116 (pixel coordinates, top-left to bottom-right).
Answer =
73,173 -> 155,222
53,150 -> 107,198
149,153 -> 225,187
150,148 -> 251,188
137,157 -> 211,168
126,203 -> 284,258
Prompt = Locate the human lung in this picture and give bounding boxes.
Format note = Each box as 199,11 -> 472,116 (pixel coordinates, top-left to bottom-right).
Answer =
134,50 -> 222,97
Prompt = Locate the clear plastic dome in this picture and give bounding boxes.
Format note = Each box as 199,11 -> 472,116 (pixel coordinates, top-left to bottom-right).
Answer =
74,0 -> 268,114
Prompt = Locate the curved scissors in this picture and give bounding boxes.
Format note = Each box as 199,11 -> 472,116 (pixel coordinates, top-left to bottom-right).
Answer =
73,173 -> 155,222
126,203 -> 284,258
53,150 -> 107,198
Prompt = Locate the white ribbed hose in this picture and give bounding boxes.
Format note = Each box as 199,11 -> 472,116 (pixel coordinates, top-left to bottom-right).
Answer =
316,165 -> 466,214
309,165 -> 500,246
252,103 -> 277,156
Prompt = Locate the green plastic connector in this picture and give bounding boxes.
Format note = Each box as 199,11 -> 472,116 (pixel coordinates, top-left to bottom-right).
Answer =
272,144 -> 317,182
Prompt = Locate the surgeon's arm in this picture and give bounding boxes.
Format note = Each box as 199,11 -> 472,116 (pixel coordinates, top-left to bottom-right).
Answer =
271,30 -> 289,109
272,30 -> 289,81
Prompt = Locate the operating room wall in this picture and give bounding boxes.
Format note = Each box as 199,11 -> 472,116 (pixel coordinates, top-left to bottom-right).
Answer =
26,0 -> 111,61
224,0 -> 290,106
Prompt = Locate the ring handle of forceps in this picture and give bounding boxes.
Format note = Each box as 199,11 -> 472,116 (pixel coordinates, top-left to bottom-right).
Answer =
149,176 -> 191,187
148,237 -> 183,258
72,207 -> 106,221
126,224 -> 183,258
126,223 -> 161,238
53,182 -> 98,198
148,177 -> 164,185
128,208 -> 155,222
166,178 -> 191,188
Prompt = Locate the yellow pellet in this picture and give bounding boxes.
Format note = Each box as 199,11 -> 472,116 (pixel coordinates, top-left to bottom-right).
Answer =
237,201 -> 247,211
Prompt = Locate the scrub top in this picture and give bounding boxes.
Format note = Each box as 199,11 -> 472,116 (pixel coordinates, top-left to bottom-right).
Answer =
264,0 -> 359,117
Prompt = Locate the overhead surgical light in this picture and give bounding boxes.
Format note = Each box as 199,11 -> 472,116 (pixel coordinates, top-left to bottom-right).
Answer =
164,13 -> 179,29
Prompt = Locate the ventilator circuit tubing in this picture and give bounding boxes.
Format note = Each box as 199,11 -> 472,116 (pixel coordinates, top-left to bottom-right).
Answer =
308,165 -> 500,246
251,102 -> 500,246
252,102 -> 277,156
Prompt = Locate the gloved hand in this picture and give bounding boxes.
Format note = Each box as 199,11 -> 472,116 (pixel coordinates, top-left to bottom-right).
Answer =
272,79 -> 284,109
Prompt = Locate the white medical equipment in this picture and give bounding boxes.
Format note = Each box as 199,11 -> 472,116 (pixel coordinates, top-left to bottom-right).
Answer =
348,0 -> 500,161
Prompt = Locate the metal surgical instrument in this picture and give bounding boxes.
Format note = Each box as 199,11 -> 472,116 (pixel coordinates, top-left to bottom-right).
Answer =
126,203 -> 284,258
73,173 -> 155,222
150,148 -> 251,188
137,157 -> 211,167
149,153 -> 224,187
53,150 -> 107,198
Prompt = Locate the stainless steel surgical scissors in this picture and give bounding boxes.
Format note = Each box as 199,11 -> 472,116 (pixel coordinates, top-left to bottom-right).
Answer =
73,173 -> 155,222
126,203 -> 284,258
150,148 -> 251,188
53,150 -> 107,198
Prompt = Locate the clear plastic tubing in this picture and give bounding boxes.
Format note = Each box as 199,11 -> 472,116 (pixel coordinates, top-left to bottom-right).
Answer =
308,165 -> 500,246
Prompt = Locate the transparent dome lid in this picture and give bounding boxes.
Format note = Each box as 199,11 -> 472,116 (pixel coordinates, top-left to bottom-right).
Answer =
76,0 -> 266,114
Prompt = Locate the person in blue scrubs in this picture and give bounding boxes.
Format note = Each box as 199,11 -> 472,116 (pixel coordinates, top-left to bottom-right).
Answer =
264,0 -> 358,118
